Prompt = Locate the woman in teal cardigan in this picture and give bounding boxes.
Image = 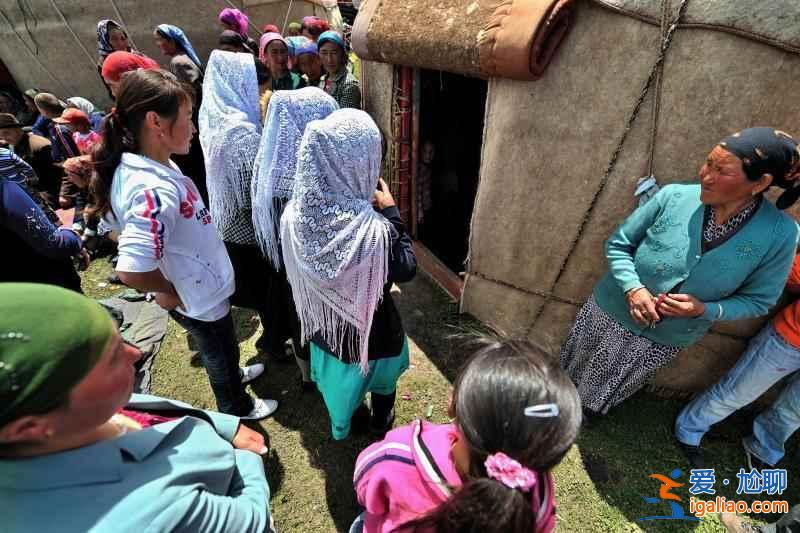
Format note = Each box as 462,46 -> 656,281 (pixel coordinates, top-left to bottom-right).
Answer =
0,283 -> 275,533
561,128 -> 800,418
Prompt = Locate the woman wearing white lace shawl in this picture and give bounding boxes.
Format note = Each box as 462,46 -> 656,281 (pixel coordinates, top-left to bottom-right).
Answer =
251,87 -> 338,386
281,109 -> 416,440
199,50 -> 276,356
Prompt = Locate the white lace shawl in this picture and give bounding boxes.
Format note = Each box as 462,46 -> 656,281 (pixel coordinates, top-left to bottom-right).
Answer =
198,50 -> 262,235
280,109 -> 391,373
252,87 -> 338,267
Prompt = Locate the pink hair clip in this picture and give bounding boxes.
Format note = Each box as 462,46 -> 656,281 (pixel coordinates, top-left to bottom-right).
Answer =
484,452 -> 538,492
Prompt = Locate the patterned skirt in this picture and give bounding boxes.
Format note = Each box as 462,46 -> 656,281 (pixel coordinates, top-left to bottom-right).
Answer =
560,296 -> 681,414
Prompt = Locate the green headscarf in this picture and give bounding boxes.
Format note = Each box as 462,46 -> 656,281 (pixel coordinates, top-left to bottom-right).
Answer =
0,283 -> 115,427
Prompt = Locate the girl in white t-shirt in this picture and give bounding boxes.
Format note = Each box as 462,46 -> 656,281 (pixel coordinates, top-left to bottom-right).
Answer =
91,68 -> 277,419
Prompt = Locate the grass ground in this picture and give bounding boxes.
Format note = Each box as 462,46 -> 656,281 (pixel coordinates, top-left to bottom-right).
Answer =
81,260 -> 799,532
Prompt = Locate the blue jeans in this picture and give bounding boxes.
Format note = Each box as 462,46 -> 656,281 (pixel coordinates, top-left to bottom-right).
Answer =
170,311 -> 253,416
675,323 -> 800,465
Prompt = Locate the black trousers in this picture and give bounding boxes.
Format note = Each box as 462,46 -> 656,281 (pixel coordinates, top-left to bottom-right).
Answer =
225,241 -> 309,360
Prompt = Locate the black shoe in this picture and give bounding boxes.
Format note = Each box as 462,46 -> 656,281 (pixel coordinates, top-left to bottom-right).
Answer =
370,407 -> 396,434
255,338 -> 292,363
299,376 -> 317,394
743,439 -> 771,470
582,407 -> 601,428
350,403 -> 371,435
676,439 -> 707,469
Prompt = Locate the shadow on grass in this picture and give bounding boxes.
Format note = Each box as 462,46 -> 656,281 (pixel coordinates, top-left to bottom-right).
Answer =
577,392 -> 800,532
391,272 -> 490,383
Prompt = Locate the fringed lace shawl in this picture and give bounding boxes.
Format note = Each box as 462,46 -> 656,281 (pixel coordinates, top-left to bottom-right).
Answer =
280,109 -> 391,373
252,87 -> 338,267
198,50 -> 263,238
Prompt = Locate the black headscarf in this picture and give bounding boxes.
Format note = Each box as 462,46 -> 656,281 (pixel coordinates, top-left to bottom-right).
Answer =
219,30 -> 253,54
719,127 -> 800,209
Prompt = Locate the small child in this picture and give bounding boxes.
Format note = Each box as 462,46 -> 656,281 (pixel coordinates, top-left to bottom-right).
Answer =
351,338 -> 582,533
54,108 -> 101,155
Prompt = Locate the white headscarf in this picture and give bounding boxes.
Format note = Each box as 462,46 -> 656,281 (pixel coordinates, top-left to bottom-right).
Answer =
281,109 -> 391,373
252,87 -> 338,267
199,50 -> 262,234
66,97 -> 96,116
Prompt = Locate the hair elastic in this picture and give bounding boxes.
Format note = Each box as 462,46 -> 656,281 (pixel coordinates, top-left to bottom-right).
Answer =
524,403 -> 559,418
484,452 -> 538,492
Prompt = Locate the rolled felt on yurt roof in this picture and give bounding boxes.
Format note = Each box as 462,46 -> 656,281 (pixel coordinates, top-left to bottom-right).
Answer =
352,0 -> 577,80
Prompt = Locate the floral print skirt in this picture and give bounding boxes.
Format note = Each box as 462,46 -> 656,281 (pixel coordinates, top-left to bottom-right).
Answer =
560,296 -> 681,414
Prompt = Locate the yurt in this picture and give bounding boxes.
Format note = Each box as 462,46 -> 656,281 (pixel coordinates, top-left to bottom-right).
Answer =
354,0 -> 800,394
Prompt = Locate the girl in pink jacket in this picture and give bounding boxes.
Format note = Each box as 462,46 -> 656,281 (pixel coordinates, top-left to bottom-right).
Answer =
351,338 -> 582,533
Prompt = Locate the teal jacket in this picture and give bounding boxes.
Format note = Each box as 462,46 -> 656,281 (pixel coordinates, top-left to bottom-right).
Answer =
0,394 -> 272,533
593,183 -> 798,347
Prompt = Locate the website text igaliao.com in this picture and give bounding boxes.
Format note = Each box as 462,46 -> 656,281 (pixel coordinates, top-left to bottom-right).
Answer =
690,496 -> 790,517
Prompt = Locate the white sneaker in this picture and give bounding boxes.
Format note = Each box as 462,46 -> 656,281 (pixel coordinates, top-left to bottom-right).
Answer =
240,363 -> 265,384
240,398 -> 279,420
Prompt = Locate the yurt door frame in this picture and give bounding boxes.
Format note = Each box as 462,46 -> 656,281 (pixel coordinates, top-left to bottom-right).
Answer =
390,66 -> 487,301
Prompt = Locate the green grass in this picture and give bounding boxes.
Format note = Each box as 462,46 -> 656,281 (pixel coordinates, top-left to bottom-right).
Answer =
81,260 -> 798,532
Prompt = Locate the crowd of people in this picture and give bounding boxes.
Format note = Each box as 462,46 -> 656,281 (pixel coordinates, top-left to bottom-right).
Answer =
2,6 -> 800,533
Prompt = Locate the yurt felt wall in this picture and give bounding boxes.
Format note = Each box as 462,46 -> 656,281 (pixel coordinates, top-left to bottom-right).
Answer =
462,0 -> 800,394
0,0 -> 324,107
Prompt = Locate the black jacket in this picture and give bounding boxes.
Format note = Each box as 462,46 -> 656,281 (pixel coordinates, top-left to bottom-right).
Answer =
312,206 -> 416,363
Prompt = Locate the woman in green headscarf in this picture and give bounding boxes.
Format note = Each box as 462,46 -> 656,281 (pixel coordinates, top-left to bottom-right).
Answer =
0,283 -> 275,533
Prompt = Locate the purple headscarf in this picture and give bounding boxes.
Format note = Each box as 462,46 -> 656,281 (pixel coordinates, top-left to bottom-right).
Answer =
219,8 -> 249,37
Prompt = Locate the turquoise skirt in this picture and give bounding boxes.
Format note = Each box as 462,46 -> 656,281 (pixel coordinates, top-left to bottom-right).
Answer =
311,338 -> 409,440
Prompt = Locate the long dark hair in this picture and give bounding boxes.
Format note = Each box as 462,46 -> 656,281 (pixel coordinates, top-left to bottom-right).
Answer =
399,338 -> 582,533
90,69 -> 190,215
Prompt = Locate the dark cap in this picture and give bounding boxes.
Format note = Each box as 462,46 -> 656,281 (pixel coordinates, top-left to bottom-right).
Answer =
0,113 -> 22,130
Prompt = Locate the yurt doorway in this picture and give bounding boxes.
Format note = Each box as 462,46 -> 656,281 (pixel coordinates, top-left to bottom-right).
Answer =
412,69 -> 487,294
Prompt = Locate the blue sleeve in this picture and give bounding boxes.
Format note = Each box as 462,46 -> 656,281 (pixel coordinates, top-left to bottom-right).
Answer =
0,180 -> 81,258
380,206 -> 416,283
605,185 -> 671,293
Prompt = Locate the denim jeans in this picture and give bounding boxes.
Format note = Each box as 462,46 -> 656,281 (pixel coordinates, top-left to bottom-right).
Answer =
675,323 -> 800,465
170,311 -> 253,416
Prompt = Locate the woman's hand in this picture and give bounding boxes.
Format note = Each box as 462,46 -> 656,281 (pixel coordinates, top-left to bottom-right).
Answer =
232,423 -> 269,455
372,178 -> 396,210
626,287 -> 660,326
154,290 -> 184,311
657,293 -> 706,318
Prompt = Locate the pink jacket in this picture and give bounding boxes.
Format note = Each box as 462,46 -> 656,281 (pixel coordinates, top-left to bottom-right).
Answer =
353,419 -> 557,533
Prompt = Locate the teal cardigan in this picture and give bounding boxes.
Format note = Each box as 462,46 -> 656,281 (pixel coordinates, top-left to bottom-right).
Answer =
593,183 -> 798,347
0,394 -> 273,533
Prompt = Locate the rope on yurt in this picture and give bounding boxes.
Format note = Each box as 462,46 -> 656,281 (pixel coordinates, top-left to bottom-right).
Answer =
16,0 -> 39,54
48,0 -> 99,70
0,7 -> 72,95
525,0 -> 691,336
281,0 -> 295,35
645,0 -> 671,177
109,0 -> 139,51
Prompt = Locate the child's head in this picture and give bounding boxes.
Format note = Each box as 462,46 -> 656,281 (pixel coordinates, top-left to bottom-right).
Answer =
91,69 -> 192,215
33,93 -> 64,119
54,108 -> 91,133
410,338 -> 581,533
